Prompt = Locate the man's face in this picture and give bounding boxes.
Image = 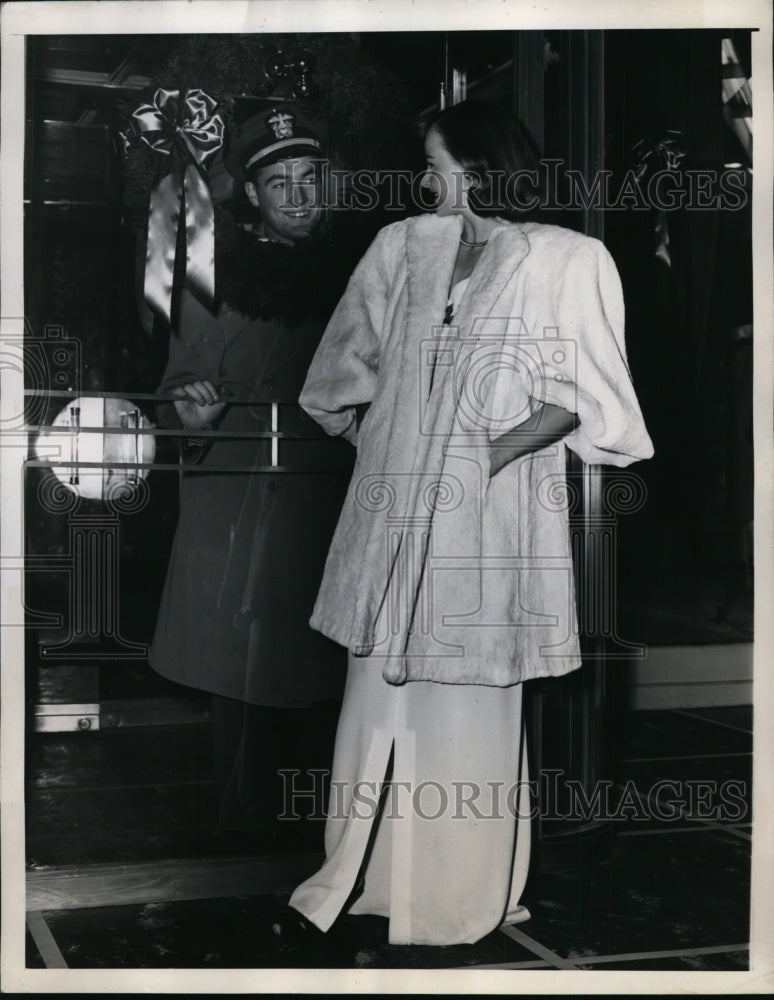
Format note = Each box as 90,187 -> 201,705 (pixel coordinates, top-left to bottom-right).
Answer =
244,156 -> 321,244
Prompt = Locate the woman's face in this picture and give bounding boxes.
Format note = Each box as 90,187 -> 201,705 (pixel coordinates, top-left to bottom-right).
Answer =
421,127 -> 471,216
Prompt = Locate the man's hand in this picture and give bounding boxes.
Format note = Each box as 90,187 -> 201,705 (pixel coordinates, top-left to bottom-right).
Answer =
173,380 -> 227,430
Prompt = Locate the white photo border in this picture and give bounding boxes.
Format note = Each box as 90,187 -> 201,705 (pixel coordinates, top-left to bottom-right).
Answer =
2,0 -> 772,993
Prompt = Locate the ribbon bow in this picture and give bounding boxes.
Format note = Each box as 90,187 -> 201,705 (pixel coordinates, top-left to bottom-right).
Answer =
632,130 -> 686,183
130,88 -> 224,324
631,131 -> 686,268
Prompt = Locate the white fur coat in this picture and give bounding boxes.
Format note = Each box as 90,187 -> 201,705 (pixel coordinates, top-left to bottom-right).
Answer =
299,213 -> 653,686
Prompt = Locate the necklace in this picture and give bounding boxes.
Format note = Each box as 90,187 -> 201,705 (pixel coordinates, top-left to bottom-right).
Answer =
459,236 -> 489,248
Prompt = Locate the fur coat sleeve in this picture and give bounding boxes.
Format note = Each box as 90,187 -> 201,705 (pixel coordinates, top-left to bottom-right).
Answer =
530,236 -> 653,466
299,226 -> 402,445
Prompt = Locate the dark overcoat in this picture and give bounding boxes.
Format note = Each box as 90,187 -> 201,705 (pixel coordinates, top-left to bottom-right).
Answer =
150,287 -> 351,706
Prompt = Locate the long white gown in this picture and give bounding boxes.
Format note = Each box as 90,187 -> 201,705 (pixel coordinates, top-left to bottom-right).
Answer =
289,658 -> 532,946
289,276 -> 532,946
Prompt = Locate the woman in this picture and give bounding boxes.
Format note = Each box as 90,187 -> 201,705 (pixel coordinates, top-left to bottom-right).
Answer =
276,99 -> 653,946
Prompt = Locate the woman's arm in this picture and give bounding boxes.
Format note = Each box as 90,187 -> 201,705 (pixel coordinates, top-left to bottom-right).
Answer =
489,402 -> 578,477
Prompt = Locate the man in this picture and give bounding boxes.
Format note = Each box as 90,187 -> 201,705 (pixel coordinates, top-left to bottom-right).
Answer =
150,106 -> 352,848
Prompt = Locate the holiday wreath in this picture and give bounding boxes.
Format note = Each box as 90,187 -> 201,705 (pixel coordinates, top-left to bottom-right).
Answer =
119,34 -> 417,327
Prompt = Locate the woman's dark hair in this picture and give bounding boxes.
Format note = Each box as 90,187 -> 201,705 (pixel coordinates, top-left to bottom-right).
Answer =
424,99 -> 542,220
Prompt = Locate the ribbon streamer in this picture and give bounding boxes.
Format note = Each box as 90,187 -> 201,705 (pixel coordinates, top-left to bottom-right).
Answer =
130,88 -> 225,324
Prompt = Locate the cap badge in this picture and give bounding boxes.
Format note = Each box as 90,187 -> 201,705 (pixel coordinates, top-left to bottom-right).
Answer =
267,110 -> 295,139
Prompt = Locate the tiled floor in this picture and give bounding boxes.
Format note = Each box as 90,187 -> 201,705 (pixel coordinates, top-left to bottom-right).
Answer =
25,704 -> 752,970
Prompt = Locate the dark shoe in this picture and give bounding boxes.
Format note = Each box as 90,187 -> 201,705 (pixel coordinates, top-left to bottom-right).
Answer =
270,904 -> 327,948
